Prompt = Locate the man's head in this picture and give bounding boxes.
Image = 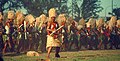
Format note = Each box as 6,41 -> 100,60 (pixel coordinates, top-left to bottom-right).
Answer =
51,16 -> 56,22
25,14 -> 35,27
8,10 -> 14,20
15,11 -> 24,25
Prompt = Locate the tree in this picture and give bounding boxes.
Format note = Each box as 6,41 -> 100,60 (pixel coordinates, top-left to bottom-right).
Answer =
58,0 -> 68,14
68,0 -> 82,21
112,8 -> 120,19
68,0 -> 103,20
81,0 -> 103,19
20,0 -> 43,16
0,0 -> 22,13
0,0 -> 7,12
20,0 -> 68,16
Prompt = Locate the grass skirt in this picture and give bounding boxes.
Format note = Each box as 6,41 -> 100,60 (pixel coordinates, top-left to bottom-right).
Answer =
46,35 -> 61,49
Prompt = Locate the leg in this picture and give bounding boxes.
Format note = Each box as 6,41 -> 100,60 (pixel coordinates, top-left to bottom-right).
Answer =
104,37 -> 108,49
16,39 -> 23,53
74,39 -> 79,50
41,35 -> 46,52
69,41 -> 73,50
109,39 -> 113,49
47,46 -> 52,58
2,41 -> 8,54
55,47 -> 60,58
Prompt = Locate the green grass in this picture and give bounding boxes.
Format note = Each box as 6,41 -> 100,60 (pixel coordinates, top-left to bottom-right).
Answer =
3,50 -> 120,61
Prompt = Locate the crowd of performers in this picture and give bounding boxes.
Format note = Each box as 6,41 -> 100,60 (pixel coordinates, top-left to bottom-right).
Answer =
0,8 -> 120,57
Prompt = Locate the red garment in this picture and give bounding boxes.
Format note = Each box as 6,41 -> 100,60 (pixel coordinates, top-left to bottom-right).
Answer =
104,28 -> 110,37
48,22 -> 59,39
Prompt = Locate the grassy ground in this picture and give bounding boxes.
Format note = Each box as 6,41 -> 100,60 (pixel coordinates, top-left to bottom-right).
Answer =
2,50 -> 120,61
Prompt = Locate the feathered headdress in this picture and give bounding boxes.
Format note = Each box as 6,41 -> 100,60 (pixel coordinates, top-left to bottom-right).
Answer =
97,18 -> 104,28
39,14 -> 47,23
78,18 -> 85,26
48,8 -> 56,18
15,11 -> 24,25
57,14 -> 67,26
108,16 -> 117,30
117,20 -> 120,28
25,14 -> 35,26
86,18 -> 96,28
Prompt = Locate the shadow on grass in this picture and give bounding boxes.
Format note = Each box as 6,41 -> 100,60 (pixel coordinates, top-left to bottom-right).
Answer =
3,52 -> 26,57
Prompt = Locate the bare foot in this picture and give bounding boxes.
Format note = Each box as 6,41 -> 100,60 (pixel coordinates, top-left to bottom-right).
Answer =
46,58 -> 51,61
46,55 -> 50,59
